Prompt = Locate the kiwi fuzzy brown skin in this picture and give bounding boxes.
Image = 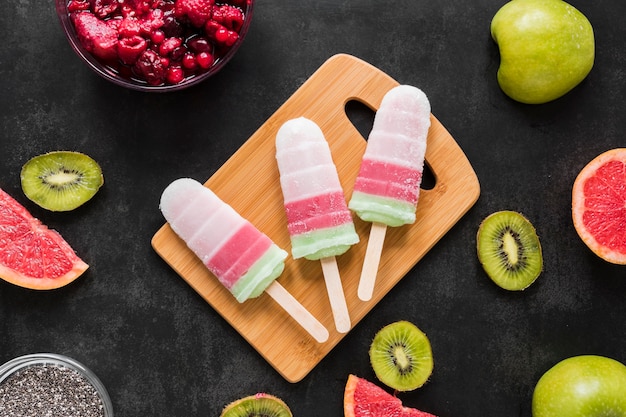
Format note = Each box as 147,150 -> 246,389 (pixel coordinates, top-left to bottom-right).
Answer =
20,151 -> 104,212
476,210 -> 543,291
369,320 -> 434,392
220,393 -> 293,417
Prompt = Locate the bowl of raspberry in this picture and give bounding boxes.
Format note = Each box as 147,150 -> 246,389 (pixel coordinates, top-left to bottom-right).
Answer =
55,0 -> 254,91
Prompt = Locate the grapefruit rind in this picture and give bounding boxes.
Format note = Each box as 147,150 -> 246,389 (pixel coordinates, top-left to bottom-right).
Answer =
0,188 -> 89,290
344,374 -> 437,417
572,148 -> 626,265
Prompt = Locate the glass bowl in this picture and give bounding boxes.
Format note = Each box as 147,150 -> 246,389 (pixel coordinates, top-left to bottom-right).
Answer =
0,353 -> 113,417
55,0 -> 255,92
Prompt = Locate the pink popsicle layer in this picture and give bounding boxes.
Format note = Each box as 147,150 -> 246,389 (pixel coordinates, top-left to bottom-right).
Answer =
284,191 -> 354,235
208,223 -> 273,288
353,160 -> 423,204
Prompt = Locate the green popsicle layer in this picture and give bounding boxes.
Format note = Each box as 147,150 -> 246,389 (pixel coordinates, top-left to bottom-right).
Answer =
230,244 -> 288,303
291,223 -> 359,260
349,191 -> 416,227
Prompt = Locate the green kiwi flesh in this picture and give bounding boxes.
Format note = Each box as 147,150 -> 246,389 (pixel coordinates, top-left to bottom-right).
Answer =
220,393 -> 292,417
20,151 -> 104,211
476,210 -> 543,291
369,320 -> 433,392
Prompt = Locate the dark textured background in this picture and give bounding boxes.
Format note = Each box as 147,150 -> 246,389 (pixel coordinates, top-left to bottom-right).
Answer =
1,1 -> 625,416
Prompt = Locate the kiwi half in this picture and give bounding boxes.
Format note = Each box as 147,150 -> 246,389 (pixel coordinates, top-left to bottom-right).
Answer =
476,210 -> 543,291
20,151 -> 104,212
220,393 -> 292,417
369,320 -> 433,392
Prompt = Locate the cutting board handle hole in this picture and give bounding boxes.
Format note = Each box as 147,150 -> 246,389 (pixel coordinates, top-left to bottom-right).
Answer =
421,162 -> 435,190
344,99 -> 375,140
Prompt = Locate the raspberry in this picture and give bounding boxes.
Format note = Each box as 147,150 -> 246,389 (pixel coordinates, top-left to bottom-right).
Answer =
140,8 -> 165,34
159,37 -> 182,57
67,0 -> 90,12
134,49 -> 167,85
211,5 -> 244,31
120,0 -> 151,16
117,35 -> 147,65
174,0 -> 215,27
89,0 -> 119,18
118,17 -> 142,38
106,18 -> 121,34
71,12 -> 118,61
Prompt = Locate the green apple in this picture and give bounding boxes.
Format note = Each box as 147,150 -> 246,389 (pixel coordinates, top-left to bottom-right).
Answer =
491,0 -> 594,104
532,355 -> 626,417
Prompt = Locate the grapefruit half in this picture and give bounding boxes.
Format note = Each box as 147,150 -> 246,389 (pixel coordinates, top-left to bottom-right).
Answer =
344,374 -> 437,417
572,148 -> 626,264
0,188 -> 89,289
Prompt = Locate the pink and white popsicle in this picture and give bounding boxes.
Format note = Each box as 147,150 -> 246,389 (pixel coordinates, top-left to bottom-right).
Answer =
348,85 -> 431,301
275,117 -> 358,333
160,178 -> 329,343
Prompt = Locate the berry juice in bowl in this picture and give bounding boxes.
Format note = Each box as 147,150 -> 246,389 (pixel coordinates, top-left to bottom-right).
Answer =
55,0 -> 254,91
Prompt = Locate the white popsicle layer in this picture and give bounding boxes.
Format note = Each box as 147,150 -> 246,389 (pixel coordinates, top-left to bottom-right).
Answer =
160,178 -> 287,302
349,85 -> 431,227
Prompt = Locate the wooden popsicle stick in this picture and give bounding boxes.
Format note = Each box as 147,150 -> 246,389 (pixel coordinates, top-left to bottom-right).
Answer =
357,222 -> 388,301
264,281 -> 329,343
320,256 -> 351,333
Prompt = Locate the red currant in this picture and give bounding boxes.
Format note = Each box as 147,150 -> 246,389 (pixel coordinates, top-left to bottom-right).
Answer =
196,51 -> 214,69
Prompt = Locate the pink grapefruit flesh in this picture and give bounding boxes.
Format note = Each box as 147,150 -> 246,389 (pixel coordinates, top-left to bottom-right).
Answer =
572,148 -> 626,265
344,374 -> 437,417
0,188 -> 88,289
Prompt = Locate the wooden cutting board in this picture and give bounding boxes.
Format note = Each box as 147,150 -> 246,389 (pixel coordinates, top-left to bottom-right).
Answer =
151,54 -> 480,382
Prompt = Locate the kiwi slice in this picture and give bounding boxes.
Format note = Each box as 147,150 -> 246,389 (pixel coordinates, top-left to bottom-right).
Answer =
369,320 -> 433,392
20,151 -> 104,212
476,210 -> 543,291
220,393 -> 292,417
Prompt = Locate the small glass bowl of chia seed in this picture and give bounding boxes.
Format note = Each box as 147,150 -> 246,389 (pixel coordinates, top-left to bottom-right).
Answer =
0,353 -> 113,417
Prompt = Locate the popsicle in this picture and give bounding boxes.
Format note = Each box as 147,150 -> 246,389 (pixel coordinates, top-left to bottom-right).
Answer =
160,178 -> 329,343
348,85 -> 431,301
275,117 -> 358,333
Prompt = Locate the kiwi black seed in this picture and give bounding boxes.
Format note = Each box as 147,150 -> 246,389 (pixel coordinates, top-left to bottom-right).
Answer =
220,393 -> 292,417
20,151 -> 104,212
369,320 -> 433,392
476,210 -> 543,291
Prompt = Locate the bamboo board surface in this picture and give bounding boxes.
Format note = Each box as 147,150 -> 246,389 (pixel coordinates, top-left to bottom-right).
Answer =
151,54 -> 480,382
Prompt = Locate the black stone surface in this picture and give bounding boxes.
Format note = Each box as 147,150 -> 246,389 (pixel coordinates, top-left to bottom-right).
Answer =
1,1 -> 625,416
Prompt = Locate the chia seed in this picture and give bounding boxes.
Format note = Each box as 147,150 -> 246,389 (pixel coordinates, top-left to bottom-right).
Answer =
0,363 -> 105,417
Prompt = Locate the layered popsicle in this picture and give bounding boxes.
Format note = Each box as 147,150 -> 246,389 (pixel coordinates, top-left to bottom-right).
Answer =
275,117 -> 358,333
348,85 -> 431,301
160,178 -> 329,343
275,117 -> 360,261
